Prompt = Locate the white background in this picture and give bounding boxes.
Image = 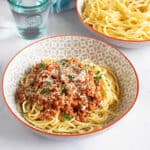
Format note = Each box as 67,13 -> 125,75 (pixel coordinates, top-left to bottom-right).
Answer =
0,0 -> 150,150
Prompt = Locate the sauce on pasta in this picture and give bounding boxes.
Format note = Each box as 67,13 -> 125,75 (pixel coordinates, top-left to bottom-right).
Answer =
15,57 -> 119,134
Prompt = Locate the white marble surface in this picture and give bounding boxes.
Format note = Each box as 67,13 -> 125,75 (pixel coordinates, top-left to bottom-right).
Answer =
0,0 -> 150,150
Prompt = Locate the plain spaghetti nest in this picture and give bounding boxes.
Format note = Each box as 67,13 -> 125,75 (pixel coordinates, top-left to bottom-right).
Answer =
15,57 -> 120,134
82,0 -> 150,40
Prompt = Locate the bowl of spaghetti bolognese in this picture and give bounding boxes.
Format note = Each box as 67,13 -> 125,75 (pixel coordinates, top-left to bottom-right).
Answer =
2,35 -> 139,137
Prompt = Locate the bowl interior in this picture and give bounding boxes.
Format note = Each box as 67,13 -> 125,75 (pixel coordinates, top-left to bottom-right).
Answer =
3,36 -> 138,135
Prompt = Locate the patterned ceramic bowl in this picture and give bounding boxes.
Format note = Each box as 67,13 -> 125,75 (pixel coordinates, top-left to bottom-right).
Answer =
2,35 -> 139,137
76,0 -> 150,49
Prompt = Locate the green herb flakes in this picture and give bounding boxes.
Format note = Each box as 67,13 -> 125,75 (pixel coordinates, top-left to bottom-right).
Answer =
40,88 -> 51,94
94,71 -> 103,82
60,59 -> 68,66
61,84 -> 68,95
45,78 -> 53,85
39,63 -> 46,69
68,75 -> 75,81
64,114 -> 72,121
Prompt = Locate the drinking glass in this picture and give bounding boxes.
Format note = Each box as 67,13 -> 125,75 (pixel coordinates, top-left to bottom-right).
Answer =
8,0 -> 51,39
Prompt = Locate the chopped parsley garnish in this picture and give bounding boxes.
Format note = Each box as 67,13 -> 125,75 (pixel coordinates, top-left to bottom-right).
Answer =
40,88 -> 51,94
48,81 -> 52,85
60,59 -> 68,66
84,65 -> 88,73
68,75 -> 75,81
25,89 -> 31,93
94,71 -> 103,82
45,78 -> 53,85
39,63 -> 46,69
64,114 -> 72,121
23,77 -> 26,84
77,86 -> 81,92
49,100 -> 53,104
61,84 -> 68,95
91,65 -> 96,69
61,84 -> 66,89
31,90 -> 36,93
30,83 -> 35,87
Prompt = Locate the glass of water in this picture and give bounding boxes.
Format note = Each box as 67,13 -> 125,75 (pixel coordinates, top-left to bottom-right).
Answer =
8,0 -> 51,39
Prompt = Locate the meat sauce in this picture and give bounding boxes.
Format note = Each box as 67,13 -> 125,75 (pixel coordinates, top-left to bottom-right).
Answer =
16,57 -> 103,122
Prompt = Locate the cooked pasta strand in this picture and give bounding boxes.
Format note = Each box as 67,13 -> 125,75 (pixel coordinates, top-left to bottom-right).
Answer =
82,0 -> 150,40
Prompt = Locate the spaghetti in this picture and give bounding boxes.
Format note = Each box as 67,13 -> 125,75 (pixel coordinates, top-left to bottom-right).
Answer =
15,57 -> 119,134
82,0 -> 150,40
